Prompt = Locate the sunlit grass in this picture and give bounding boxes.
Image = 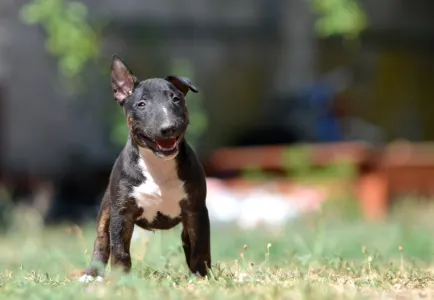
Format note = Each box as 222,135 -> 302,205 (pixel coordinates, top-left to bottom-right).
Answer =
1,198 -> 434,299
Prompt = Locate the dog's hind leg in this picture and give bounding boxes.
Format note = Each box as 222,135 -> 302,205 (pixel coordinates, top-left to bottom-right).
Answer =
80,190 -> 111,282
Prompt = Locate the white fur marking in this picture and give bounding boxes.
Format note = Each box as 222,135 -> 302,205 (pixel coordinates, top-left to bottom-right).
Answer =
131,147 -> 187,222
162,106 -> 169,119
79,274 -> 104,283
79,274 -> 93,283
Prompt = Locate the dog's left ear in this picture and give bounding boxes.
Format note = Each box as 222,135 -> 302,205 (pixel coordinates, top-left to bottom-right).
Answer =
165,76 -> 198,96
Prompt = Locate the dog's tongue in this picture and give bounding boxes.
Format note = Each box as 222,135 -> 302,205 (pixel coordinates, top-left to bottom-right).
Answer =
156,138 -> 177,150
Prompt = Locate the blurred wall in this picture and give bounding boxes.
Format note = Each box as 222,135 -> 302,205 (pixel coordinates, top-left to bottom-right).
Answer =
326,0 -> 434,141
1,0 -> 115,177
0,0 -> 434,178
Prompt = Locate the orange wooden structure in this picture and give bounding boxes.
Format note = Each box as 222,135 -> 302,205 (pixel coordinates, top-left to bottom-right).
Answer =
204,142 -> 434,220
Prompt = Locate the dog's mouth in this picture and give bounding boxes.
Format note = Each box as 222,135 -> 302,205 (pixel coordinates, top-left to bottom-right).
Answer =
155,137 -> 180,151
137,133 -> 183,158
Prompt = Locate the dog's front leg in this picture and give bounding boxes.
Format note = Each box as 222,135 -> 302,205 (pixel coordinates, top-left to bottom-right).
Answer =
109,205 -> 135,273
181,226 -> 191,267
80,192 -> 110,282
182,206 -> 211,277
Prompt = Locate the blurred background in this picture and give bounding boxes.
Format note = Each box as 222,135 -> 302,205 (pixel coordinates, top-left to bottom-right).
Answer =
0,0 -> 434,231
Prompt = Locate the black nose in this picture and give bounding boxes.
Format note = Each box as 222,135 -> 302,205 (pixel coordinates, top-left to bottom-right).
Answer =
160,124 -> 177,137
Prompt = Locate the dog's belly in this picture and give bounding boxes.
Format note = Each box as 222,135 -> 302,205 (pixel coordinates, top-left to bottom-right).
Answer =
135,212 -> 182,230
130,176 -> 187,223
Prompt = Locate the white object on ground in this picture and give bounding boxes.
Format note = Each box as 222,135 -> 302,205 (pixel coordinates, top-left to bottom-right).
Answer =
205,178 -> 325,229
237,190 -> 298,229
206,178 -> 241,223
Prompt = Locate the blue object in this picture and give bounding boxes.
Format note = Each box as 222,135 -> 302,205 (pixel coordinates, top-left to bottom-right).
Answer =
302,81 -> 342,142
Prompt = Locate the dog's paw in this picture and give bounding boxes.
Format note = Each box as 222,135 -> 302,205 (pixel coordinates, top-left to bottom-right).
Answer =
78,274 -> 104,283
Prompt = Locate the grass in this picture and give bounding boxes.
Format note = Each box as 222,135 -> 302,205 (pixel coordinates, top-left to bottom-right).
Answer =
2,198 -> 434,299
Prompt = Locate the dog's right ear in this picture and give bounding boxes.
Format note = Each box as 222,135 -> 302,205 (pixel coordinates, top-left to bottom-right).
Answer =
111,54 -> 137,105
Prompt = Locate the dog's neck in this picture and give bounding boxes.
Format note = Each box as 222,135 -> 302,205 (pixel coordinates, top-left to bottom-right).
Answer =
137,146 -> 179,183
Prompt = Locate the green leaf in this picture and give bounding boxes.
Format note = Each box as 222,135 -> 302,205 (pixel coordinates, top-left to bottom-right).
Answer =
19,0 -> 100,81
310,0 -> 368,39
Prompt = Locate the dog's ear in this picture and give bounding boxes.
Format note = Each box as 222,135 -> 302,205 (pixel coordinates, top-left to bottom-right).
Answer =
111,54 -> 137,105
165,76 -> 198,96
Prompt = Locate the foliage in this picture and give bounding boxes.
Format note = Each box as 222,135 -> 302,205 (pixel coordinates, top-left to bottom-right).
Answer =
310,0 -> 368,39
19,0 -> 100,78
282,145 -> 357,182
110,107 -> 129,151
18,0 -> 368,79
242,145 -> 357,183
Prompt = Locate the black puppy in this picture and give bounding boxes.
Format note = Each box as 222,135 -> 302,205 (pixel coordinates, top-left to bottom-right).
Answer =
79,55 -> 211,282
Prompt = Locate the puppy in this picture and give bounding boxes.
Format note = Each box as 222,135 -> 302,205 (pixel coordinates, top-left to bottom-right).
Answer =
80,55 -> 211,282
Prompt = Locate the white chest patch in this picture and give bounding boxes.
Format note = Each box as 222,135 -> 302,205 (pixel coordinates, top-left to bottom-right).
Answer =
130,148 -> 187,222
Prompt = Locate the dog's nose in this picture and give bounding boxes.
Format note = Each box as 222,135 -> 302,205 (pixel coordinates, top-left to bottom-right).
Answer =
160,124 -> 177,137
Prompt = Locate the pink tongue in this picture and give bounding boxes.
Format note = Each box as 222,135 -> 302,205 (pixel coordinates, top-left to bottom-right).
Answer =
156,138 -> 177,150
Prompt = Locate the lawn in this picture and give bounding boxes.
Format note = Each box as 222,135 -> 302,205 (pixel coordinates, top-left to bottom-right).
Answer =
1,198 -> 434,299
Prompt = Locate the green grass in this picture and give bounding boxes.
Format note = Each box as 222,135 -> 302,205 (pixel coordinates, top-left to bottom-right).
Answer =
2,198 -> 434,299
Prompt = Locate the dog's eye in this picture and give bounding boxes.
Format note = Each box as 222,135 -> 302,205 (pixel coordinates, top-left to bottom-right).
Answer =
137,101 -> 146,108
173,96 -> 181,103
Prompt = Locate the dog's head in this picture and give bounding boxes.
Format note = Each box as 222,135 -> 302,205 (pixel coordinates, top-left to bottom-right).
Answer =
110,54 -> 198,159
